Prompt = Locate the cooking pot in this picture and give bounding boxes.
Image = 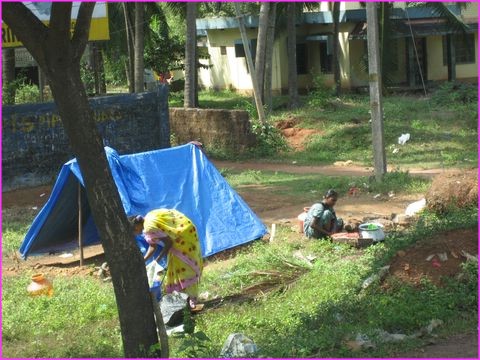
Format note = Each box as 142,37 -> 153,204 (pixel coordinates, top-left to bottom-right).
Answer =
358,223 -> 385,242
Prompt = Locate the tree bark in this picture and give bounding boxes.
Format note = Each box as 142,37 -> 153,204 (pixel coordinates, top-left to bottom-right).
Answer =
264,3 -> 277,113
134,2 -> 145,92
2,48 -> 16,104
287,3 -> 299,109
366,3 -> 387,181
97,44 -> 107,94
3,3 -> 162,357
332,2 -> 341,96
255,2 -> 269,103
184,2 -> 197,108
446,34 -> 456,81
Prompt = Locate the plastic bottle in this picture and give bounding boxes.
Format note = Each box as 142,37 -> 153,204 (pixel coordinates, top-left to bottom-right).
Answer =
27,273 -> 53,297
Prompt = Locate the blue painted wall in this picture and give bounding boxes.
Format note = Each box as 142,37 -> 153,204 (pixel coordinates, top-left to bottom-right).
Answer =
2,85 -> 170,189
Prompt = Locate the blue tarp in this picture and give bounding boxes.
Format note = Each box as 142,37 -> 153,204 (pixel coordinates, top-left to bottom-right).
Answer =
19,144 -> 268,259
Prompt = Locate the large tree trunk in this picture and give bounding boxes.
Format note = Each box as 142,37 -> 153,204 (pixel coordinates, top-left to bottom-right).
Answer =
287,3 -> 299,109
255,2 -> 270,103
184,2 -> 197,108
264,3 -> 277,113
2,48 -> 16,104
122,2 -> 134,93
134,2 -> 145,92
332,2 -> 341,96
2,3 -> 162,357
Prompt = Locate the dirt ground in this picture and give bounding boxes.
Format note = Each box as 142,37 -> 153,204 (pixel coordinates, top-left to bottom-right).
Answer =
2,161 -> 478,357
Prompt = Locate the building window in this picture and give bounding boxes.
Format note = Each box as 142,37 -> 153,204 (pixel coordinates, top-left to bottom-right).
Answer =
296,43 -> 308,74
319,39 -> 333,73
220,46 -> 227,55
234,39 -> 257,61
442,34 -> 475,65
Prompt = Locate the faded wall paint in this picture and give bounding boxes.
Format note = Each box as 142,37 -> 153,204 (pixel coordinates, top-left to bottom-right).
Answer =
2,86 -> 170,190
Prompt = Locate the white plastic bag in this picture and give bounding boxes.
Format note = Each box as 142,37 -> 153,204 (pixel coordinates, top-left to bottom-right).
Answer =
146,261 -> 165,288
398,133 -> 410,145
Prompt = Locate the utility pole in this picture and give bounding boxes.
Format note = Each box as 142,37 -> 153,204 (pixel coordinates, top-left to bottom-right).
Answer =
366,3 -> 387,181
234,3 -> 267,126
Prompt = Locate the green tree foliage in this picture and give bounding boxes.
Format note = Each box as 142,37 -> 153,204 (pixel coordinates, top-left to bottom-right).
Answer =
144,13 -> 185,74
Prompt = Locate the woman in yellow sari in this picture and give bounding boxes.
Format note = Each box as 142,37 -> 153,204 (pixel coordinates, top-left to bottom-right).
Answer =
131,209 -> 203,309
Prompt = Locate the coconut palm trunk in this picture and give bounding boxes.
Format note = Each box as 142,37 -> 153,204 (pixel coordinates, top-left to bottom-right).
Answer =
184,2 -> 197,108
287,2 -> 299,109
255,2 -> 270,103
264,3 -> 277,113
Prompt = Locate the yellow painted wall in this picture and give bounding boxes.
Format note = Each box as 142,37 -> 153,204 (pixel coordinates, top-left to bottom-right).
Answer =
461,2 -> 478,21
197,28 -> 289,93
427,34 -> 478,81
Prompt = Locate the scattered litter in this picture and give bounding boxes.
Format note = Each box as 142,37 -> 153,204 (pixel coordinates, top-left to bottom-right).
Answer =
293,251 -> 315,267
437,252 -> 448,262
334,160 -> 353,167
405,198 -> 426,216
377,329 -> 408,343
292,161 -> 297,164
373,193 -> 381,199
345,333 -> 375,351
426,319 -> 443,334
450,250 -> 459,259
348,187 -> 360,196
32,207 -> 38,210
220,333 -> 258,358
388,191 -> 395,198
398,133 -> 410,145
199,291 -> 210,301
392,148 -> 399,154
362,265 -> 390,289
102,277 -> 112,282
431,259 -> 441,268
404,263 -> 410,271
425,254 -> 435,261
460,250 -> 477,262
166,324 -> 185,336
40,193 -> 46,197
58,253 -> 73,258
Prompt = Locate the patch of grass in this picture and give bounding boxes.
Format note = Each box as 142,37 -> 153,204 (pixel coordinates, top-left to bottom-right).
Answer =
191,206 -> 477,358
2,209 -> 36,253
2,275 -> 121,358
224,169 -> 430,200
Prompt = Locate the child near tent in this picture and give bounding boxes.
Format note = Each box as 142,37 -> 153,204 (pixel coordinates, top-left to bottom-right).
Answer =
131,209 -> 203,309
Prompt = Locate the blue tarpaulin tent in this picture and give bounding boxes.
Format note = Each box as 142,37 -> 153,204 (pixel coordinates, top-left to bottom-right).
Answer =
19,144 -> 268,259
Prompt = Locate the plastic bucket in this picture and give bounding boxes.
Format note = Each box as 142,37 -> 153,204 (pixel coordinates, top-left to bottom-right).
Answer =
297,207 -> 310,233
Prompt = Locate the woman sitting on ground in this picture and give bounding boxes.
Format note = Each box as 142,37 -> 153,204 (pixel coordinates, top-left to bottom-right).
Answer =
131,209 -> 203,309
304,189 -> 344,239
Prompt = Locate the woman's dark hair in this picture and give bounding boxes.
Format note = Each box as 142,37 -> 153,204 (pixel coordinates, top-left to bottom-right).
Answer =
324,189 -> 338,199
128,215 -> 144,226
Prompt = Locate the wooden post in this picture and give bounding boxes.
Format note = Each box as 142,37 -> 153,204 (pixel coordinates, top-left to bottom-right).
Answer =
78,183 -> 84,266
234,3 -> 267,126
366,3 -> 387,182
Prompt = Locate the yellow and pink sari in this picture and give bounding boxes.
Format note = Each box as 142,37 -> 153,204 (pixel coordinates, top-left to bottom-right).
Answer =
143,209 -> 203,299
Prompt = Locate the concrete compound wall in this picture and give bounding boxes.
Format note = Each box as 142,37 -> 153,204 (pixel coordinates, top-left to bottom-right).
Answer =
2,86 -> 257,191
169,108 -> 256,153
2,86 -> 170,190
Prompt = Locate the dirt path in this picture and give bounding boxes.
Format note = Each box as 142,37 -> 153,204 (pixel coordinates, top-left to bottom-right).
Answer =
397,332 -> 478,358
213,160 -> 451,178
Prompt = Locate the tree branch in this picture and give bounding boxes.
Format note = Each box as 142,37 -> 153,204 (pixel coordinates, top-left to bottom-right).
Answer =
2,3 -> 49,69
72,2 -> 96,61
49,2 -> 73,45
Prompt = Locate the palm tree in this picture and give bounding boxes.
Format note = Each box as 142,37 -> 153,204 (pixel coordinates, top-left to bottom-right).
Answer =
184,2 -> 197,108
264,3 -> 277,113
255,2 -> 270,103
134,2 -> 145,92
332,2 -> 341,96
286,3 -> 299,109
